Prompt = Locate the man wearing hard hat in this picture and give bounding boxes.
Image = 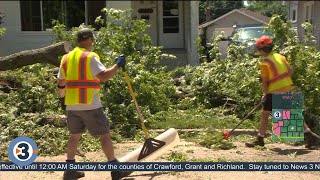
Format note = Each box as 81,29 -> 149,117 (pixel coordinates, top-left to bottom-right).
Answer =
245,35 -> 320,148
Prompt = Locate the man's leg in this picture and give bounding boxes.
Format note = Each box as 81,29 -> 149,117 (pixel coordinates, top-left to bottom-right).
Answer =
100,133 -> 116,161
82,108 -> 131,180
67,133 -> 81,160
258,110 -> 271,137
303,122 -> 320,149
245,110 -> 270,147
246,94 -> 272,147
64,111 -> 86,180
99,134 -> 131,180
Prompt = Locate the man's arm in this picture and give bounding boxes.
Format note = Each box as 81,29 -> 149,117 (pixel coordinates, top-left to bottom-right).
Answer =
57,66 -> 67,111
96,64 -> 119,82
57,79 -> 66,98
259,63 -> 269,95
93,55 -> 125,82
261,76 -> 269,95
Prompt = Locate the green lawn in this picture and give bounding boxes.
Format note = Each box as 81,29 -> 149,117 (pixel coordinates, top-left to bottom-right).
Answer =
148,108 -> 260,130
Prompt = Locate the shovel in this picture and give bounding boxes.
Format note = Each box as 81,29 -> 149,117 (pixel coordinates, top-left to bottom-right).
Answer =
121,67 -> 168,160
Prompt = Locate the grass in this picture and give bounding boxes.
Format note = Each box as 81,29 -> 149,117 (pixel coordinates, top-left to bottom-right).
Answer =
178,131 -> 203,141
198,129 -> 236,150
254,145 -> 267,151
190,157 -> 238,162
148,108 -> 259,130
165,152 -> 238,162
166,151 -> 188,162
287,151 -> 297,159
228,134 -> 254,142
186,149 -> 194,153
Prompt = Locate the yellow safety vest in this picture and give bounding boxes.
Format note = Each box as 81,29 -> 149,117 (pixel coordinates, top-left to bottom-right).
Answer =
260,52 -> 293,93
60,47 -> 101,105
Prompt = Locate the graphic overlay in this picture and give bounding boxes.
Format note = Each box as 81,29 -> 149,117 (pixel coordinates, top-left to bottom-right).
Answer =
1,162 -> 320,171
8,136 -> 38,166
272,91 -> 304,142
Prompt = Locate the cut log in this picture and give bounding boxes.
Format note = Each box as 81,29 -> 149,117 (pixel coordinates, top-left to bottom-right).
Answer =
0,42 -> 67,71
21,113 -> 67,127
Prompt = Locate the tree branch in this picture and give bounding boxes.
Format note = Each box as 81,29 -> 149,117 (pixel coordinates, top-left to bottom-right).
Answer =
0,42 -> 67,71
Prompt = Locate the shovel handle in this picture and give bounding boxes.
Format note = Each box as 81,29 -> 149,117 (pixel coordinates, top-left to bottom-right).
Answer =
122,67 -> 149,139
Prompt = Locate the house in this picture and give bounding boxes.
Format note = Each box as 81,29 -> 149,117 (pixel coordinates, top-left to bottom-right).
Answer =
199,8 -> 270,44
284,1 -> 320,49
198,8 -> 270,59
0,1 -> 199,70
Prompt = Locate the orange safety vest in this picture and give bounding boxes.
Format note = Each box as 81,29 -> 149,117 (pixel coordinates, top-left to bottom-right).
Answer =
260,52 -> 293,93
60,47 -> 101,105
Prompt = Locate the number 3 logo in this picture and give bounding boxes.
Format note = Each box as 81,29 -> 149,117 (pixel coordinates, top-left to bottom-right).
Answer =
17,142 -> 30,160
8,136 -> 38,166
274,111 -> 281,118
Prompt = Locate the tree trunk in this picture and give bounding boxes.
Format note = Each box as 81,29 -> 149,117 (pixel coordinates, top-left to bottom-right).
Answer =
0,42 -> 67,71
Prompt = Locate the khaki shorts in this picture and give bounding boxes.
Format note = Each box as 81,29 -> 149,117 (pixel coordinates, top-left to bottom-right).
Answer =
66,108 -> 110,136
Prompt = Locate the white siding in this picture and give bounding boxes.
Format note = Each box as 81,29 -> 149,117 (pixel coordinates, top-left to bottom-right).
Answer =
106,1 -> 131,10
0,1 -> 54,56
288,1 -> 299,28
313,1 -> 320,49
0,1 -> 198,68
0,1 -> 132,57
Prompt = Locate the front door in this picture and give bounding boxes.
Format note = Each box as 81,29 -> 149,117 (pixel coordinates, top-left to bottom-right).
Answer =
159,1 -> 184,49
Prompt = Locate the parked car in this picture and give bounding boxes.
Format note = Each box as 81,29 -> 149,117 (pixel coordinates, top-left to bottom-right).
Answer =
228,25 -> 273,57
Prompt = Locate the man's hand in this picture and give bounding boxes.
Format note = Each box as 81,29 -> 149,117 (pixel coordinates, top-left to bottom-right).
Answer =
59,97 -> 66,111
96,55 -> 126,82
116,55 -> 126,68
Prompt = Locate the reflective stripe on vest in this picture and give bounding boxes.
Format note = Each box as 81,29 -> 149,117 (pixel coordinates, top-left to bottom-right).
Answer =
66,81 -> 100,88
261,53 -> 293,92
63,47 -> 101,105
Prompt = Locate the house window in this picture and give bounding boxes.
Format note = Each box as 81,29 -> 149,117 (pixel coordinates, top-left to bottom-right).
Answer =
87,1 -> 106,30
310,4 -> 314,24
20,0 -> 105,31
291,9 -> 297,22
304,1 -> 314,24
163,0 -> 179,33
42,1 -> 85,30
20,1 -> 41,31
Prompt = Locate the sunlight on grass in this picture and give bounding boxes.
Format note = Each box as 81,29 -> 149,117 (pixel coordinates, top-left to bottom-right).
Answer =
148,108 -> 259,130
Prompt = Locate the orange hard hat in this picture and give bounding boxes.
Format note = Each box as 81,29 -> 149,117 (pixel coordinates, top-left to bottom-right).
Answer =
256,35 -> 273,49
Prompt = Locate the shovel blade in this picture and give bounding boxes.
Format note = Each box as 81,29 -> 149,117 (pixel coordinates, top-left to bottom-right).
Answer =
138,138 -> 166,160
119,128 -> 180,162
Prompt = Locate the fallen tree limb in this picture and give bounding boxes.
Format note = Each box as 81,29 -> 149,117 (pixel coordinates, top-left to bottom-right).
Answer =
0,42 -> 66,71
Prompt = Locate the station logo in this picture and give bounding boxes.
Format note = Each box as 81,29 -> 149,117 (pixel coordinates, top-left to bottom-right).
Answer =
8,136 -> 38,166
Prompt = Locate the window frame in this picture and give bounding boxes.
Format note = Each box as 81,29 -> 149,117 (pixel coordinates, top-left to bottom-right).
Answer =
303,1 -> 314,24
162,1 -> 180,34
291,8 -> 297,22
19,0 -> 105,32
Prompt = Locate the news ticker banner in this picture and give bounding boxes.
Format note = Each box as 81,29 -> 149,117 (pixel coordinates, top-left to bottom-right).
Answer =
1,162 -> 320,171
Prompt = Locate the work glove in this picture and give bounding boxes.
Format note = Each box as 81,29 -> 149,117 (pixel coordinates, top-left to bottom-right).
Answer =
59,97 -> 66,111
116,55 -> 126,68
